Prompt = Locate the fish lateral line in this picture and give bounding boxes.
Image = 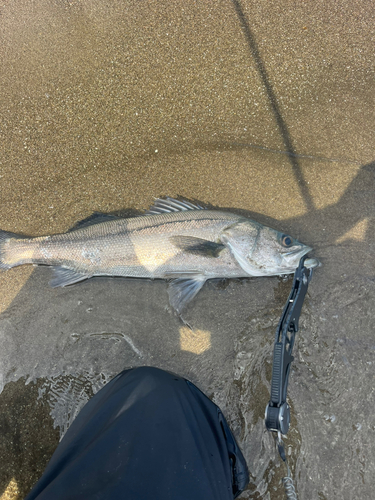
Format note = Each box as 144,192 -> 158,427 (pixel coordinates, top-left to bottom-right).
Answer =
0,197 -> 318,313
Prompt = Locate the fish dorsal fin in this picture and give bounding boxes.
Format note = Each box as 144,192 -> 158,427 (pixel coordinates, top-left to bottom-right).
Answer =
68,212 -> 122,231
145,197 -> 204,215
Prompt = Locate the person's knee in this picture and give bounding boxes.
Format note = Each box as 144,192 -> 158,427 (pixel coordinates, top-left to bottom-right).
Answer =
129,366 -> 183,385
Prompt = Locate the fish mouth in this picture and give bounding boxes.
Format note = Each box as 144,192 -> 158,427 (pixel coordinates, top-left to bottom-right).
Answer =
282,245 -> 312,264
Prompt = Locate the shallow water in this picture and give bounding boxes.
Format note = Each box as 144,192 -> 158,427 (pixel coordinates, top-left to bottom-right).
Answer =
0,1 -> 374,499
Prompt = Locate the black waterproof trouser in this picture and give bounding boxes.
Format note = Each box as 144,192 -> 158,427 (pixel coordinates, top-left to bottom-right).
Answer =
25,366 -> 249,500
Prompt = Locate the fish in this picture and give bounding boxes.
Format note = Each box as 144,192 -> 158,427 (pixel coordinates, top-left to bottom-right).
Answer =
0,198 -> 318,313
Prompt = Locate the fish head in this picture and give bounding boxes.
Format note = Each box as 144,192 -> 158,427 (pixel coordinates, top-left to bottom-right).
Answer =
221,220 -> 313,276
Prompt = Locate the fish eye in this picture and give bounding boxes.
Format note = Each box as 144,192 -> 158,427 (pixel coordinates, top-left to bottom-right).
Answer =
281,234 -> 293,247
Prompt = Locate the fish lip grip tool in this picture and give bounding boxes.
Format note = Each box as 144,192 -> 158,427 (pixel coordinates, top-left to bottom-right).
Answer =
265,256 -> 313,435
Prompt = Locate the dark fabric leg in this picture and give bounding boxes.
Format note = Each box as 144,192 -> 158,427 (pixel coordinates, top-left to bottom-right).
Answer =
26,366 -> 249,500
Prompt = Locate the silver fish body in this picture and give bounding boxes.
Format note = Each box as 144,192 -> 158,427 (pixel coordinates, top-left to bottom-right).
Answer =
0,198 -> 316,312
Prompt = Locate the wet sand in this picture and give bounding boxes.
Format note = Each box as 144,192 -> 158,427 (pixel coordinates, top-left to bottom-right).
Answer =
0,1 -> 374,499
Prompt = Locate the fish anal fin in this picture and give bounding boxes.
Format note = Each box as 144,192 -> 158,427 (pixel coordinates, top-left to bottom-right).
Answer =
170,236 -> 225,258
167,275 -> 206,314
50,267 -> 90,287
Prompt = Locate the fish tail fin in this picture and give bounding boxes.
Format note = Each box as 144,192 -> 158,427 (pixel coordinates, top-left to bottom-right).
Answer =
0,230 -> 25,270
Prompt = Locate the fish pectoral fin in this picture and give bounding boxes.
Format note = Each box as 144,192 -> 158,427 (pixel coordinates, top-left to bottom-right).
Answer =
167,275 -> 206,314
170,236 -> 225,258
50,267 -> 90,287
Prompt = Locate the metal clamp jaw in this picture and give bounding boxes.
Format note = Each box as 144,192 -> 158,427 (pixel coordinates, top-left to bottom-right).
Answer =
265,256 -> 313,435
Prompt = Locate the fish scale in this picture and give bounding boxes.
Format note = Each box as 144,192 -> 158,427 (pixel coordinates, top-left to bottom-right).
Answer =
0,197 -> 318,313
